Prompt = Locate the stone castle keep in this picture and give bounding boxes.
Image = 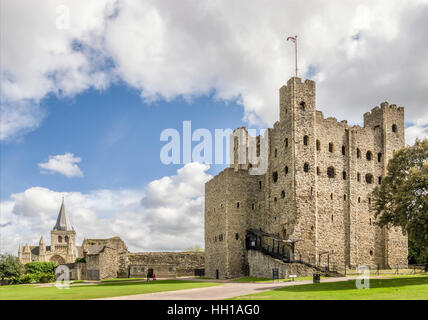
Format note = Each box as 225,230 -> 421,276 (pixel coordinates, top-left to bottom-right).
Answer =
205,77 -> 408,279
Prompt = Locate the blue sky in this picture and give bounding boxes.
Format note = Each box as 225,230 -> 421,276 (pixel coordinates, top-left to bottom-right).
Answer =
1,84 -> 246,201
1,0 -> 427,254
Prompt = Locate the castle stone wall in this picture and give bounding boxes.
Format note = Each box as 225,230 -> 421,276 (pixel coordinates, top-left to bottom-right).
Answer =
205,77 -> 408,279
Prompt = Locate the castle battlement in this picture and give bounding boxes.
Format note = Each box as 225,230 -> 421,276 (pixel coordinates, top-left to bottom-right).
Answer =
205,77 -> 408,280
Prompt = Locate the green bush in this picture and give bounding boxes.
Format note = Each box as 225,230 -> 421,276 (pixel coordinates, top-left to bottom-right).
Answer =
75,257 -> 86,263
9,272 -> 55,284
24,262 -> 57,274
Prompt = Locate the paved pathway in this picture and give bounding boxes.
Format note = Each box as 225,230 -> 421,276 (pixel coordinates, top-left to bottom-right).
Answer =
98,277 -> 355,300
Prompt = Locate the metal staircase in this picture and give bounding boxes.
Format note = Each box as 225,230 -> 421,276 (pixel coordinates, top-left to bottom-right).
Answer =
246,229 -> 342,277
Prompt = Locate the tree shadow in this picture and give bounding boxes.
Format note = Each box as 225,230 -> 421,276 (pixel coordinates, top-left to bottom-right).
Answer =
261,276 -> 428,293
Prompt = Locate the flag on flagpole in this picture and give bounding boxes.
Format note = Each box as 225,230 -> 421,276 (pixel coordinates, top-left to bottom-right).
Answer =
287,36 -> 296,43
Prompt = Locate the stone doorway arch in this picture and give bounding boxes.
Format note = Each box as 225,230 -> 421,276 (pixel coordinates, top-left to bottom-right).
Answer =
50,255 -> 66,265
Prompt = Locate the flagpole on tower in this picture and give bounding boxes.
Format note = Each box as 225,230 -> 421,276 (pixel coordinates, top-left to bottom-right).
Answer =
295,35 -> 298,77
287,35 -> 299,77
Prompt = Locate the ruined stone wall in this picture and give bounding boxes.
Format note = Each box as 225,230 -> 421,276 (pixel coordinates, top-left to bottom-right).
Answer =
82,237 -> 129,276
129,252 -> 204,277
129,265 -> 176,278
98,247 -> 119,280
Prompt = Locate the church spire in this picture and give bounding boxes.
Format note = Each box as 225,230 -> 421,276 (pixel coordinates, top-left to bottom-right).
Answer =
53,197 -> 73,231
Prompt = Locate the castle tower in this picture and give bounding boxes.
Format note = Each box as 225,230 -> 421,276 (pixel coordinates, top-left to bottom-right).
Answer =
362,102 -> 407,267
38,236 -> 46,262
50,198 -> 77,263
276,78 -> 318,253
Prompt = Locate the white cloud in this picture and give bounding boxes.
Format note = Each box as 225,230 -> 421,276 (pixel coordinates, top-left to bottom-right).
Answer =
0,163 -> 212,255
38,153 -> 84,178
1,0 -> 428,142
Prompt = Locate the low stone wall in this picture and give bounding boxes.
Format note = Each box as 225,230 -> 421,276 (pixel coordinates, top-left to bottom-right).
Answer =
128,252 -> 204,277
129,264 -> 177,278
247,250 -> 320,279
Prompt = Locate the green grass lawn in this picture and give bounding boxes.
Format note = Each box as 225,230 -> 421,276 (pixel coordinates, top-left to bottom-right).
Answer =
0,280 -> 221,300
232,276 -> 327,283
101,277 -> 146,282
231,275 -> 428,300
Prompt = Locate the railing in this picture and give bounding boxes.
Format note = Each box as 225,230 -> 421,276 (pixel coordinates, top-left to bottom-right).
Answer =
247,241 -> 336,274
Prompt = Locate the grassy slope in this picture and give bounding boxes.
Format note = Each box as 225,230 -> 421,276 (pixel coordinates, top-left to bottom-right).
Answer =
0,280 -> 220,300
231,275 -> 428,300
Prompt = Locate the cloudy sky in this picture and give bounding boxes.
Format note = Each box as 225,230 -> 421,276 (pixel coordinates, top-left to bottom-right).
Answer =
1,0 -> 427,254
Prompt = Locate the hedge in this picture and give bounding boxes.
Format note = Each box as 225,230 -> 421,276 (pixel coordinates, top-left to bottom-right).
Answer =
9,272 -> 55,284
24,262 -> 57,274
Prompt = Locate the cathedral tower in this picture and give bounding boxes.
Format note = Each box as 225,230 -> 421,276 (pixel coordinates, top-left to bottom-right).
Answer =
50,198 -> 77,263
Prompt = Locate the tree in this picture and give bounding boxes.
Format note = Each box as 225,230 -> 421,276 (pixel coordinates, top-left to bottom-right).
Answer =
0,254 -> 24,280
371,139 -> 428,266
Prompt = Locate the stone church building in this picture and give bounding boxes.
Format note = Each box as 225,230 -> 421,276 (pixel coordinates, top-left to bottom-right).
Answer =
18,198 -> 78,265
205,76 -> 408,279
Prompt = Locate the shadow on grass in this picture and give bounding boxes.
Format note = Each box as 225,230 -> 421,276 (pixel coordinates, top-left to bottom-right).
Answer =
266,276 -> 428,293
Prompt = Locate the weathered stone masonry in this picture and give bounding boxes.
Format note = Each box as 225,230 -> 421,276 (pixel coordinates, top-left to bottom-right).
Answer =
205,77 -> 408,279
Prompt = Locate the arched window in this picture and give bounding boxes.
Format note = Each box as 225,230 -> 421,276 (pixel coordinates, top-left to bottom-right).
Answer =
378,152 -> 382,162
58,236 -> 63,243
272,171 -> 278,183
368,197 -> 371,205
316,140 -> 321,151
284,166 -> 289,175
330,193 -> 334,200
342,171 -> 347,180
285,138 -> 289,148
65,236 -> 69,243
358,197 -> 361,203
329,143 -> 334,153
357,148 -> 361,158
370,250 -> 373,256
303,163 -> 309,172
342,145 -> 346,155
236,202 -> 240,208
366,151 -> 372,161
344,194 -> 347,201
299,101 -> 306,110
392,124 -> 397,133
357,172 -> 361,182
378,176 -> 382,184
365,173 -> 373,184
235,233 -> 239,240
252,203 -> 255,210
303,135 -> 309,146
274,148 -> 278,158
281,190 -> 285,198
327,166 -> 335,178
259,181 -> 262,189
